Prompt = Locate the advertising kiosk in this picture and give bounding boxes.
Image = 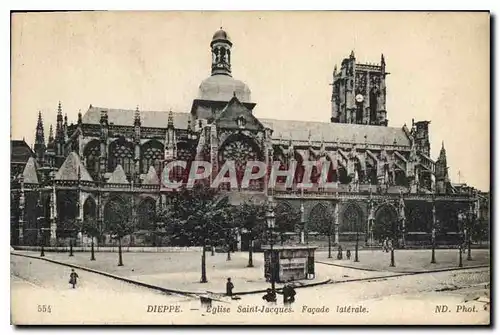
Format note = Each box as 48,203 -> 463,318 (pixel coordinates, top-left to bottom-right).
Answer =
262,245 -> 317,282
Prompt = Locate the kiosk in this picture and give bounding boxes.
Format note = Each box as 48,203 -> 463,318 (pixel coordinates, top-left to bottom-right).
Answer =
262,245 -> 317,282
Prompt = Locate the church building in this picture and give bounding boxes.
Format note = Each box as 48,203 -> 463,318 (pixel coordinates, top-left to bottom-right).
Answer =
11,29 -> 482,249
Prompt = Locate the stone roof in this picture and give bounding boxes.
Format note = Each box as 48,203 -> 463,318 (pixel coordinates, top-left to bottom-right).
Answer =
261,118 -> 411,146
22,157 -> 39,184
108,165 -> 129,184
142,166 -> 160,185
11,140 -> 34,164
55,152 -> 93,181
82,106 -> 191,129
198,75 -> 251,103
82,106 -> 410,147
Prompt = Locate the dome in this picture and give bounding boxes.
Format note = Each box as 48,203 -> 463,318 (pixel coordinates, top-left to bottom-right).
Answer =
212,29 -> 230,42
198,75 -> 251,103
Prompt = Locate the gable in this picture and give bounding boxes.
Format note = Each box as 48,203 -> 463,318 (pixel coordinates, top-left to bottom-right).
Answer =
108,165 -> 129,184
55,152 -> 93,181
215,96 -> 265,131
22,157 -> 39,184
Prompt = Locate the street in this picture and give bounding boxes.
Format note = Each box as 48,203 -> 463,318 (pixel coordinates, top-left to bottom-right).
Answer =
11,252 -> 490,325
11,254 -> 197,325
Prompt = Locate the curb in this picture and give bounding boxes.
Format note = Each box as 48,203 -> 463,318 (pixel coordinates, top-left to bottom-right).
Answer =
316,260 -> 489,275
11,252 -> 203,297
11,252 -> 332,297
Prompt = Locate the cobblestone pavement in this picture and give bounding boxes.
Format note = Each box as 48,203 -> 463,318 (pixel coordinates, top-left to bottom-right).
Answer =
316,248 -> 490,273
11,252 -> 490,325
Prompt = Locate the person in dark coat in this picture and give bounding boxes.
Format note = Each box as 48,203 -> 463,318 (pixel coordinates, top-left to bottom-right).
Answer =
282,284 -> 296,306
69,269 -> 79,289
226,278 -> 234,297
346,249 -> 351,260
262,288 -> 276,303
337,245 -> 343,260
287,284 -> 296,305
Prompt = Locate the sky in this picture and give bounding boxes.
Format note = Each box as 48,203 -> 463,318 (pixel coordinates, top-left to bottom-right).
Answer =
10,11 -> 490,191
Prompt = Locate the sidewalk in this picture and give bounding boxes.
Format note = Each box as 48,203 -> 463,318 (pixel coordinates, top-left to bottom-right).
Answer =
315,249 -> 490,273
12,251 -> 338,296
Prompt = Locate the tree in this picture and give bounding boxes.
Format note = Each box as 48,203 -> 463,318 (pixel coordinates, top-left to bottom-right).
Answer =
80,217 -> 104,261
158,184 -> 234,283
59,218 -> 79,256
309,206 -> 335,258
471,216 -> 489,246
275,204 -> 301,245
233,200 -> 267,267
104,200 -> 135,266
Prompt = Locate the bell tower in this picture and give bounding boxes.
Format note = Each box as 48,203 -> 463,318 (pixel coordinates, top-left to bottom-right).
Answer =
331,52 -> 388,126
211,28 -> 232,77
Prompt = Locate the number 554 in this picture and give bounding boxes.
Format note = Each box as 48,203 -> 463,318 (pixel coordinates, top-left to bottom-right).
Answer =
37,305 -> 52,313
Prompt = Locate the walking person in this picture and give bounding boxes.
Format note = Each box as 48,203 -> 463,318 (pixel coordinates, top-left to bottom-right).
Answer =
69,269 -> 79,289
226,277 -> 234,297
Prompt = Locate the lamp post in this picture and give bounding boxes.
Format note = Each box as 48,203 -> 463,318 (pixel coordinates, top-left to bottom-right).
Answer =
458,211 -> 465,268
300,202 -> 306,245
390,240 -> 395,267
390,222 -> 395,267
90,235 -> 96,261
39,225 -> 46,257
431,199 -> 436,264
467,205 -> 473,261
266,196 -> 276,296
354,227 -> 359,262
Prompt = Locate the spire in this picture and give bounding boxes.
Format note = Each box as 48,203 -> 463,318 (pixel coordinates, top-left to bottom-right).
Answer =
134,105 -> 141,127
350,50 -> 355,59
77,109 -> 82,125
63,113 -> 68,140
381,53 -> 386,66
438,141 -> 447,161
48,124 -> 54,144
436,140 -> 448,178
333,65 -> 337,76
167,110 -> 174,128
56,101 -> 64,141
35,111 -> 45,145
34,111 -> 46,164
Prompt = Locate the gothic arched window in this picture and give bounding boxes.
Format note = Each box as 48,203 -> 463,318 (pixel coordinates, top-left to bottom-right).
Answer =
108,138 -> 134,178
141,140 -> 164,174
176,142 -> 194,182
83,140 -> 101,181
342,203 -> 363,233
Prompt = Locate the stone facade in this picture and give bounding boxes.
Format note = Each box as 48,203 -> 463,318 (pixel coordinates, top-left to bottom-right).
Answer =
10,29 -> 485,248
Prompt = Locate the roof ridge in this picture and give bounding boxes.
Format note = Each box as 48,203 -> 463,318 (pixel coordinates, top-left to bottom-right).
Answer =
89,106 -> 188,115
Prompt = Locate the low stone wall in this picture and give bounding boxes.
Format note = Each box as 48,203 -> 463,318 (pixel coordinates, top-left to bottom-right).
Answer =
11,246 -> 203,253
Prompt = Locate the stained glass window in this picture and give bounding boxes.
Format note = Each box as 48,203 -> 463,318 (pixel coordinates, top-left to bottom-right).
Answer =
141,141 -> 164,174
84,141 -> 100,181
109,139 -> 134,178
